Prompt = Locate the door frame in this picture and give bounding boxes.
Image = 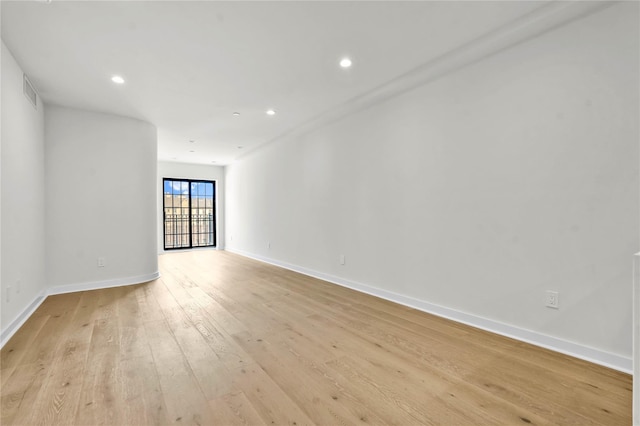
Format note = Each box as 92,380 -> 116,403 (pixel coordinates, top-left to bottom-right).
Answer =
162,178 -> 217,250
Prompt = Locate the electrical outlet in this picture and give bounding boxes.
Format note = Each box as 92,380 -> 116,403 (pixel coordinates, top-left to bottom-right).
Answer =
267,242 -> 271,249
97,257 -> 106,267
339,254 -> 346,265
16,280 -> 21,294
546,290 -> 559,309
6,286 -> 11,303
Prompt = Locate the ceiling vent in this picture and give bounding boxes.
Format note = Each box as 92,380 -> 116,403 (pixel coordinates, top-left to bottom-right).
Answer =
23,74 -> 37,109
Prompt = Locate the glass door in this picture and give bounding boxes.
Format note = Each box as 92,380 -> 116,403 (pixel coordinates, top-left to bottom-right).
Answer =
163,179 -> 216,250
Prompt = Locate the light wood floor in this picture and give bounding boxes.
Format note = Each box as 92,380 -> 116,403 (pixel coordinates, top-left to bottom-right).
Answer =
1,250 -> 632,425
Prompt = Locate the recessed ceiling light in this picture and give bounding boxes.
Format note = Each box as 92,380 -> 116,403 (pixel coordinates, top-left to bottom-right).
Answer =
233,112 -> 240,116
266,109 -> 276,116
189,150 -> 195,153
339,58 -> 352,68
189,140 -> 195,143
111,75 -> 125,84
237,146 -> 243,149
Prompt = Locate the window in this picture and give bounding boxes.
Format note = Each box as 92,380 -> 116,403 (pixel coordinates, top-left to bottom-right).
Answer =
163,179 -> 216,250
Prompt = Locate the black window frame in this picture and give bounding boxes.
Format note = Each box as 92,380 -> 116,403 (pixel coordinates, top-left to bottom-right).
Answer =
162,178 -> 217,250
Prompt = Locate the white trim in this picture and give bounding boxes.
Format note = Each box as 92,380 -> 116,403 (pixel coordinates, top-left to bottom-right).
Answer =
227,248 -> 632,374
0,270 -> 160,349
48,271 -> 161,295
0,290 -> 47,348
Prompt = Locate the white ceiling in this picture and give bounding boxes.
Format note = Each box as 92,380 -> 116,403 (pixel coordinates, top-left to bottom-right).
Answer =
1,1 -> 547,165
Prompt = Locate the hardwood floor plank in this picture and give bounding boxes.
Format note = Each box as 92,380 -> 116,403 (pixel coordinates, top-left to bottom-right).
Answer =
229,364 -> 316,426
252,326 -> 428,425
185,286 -> 248,336
308,311 -> 593,424
178,299 -> 255,370
198,283 -> 289,336
136,282 -> 167,323
0,313 -> 49,409
158,269 -> 255,370
1,314 -> 49,380
208,391 -> 267,426
20,291 -> 99,426
116,355 -> 168,426
116,286 -> 169,425
143,317 -> 218,425
0,250 -> 632,425
18,295 -> 81,367
234,330 -> 413,425
1,362 -> 48,425
5,293 -> 84,425
74,349 -> 121,425
161,304 -> 236,400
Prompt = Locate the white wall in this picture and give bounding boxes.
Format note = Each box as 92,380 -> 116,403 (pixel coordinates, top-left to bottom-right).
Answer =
45,106 -> 158,290
157,161 -> 225,252
1,41 -> 47,333
226,3 -> 639,366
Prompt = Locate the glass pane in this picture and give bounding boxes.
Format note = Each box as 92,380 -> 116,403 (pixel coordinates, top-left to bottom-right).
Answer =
164,179 -> 215,249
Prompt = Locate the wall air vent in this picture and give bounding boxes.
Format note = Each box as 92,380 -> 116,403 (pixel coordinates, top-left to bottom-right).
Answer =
23,74 -> 37,109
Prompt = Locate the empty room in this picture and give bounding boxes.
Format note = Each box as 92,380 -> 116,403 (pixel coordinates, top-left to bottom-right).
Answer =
1,1 -> 639,425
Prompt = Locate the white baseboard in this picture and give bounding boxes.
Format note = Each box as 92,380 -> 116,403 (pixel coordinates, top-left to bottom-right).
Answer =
227,248 -> 632,374
0,290 -> 48,348
0,271 -> 160,349
48,271 -> 161,295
